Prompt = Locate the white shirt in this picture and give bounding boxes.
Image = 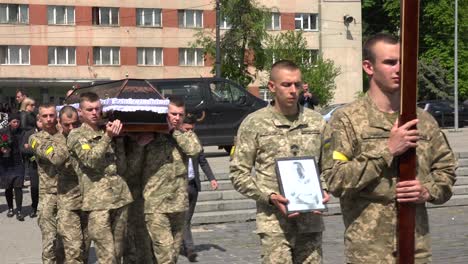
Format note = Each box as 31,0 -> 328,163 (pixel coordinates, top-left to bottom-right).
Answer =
187,158 -> 195,180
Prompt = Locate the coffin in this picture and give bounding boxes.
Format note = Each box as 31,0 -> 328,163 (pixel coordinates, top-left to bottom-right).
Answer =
61,79 -> 169,132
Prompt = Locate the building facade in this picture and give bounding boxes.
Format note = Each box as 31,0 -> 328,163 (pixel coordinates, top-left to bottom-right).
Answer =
0,0 -> 361,105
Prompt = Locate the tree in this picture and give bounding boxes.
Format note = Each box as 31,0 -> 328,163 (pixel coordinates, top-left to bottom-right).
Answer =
362,0 -> 468,101
264,31 -> 341,106
193,0 -> 269,88
418,59 -> 453,101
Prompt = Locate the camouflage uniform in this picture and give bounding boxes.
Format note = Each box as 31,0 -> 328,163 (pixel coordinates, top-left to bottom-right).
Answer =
29,130 -> 66,264
230,104 -> 327,264
321,94 -> 457,263
117,136 -> 153,264
143,130 -> 202,264
67,123 -> 133,264
57,135 -> 90,264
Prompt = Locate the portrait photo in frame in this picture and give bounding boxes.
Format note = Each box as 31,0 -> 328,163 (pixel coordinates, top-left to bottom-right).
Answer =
275,156 -> 327,213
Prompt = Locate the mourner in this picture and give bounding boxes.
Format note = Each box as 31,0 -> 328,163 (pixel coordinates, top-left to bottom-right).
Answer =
321,33 -> 457,263
142,97 -> 202,264
230,60 -> 330,263
67,92 -> 133,263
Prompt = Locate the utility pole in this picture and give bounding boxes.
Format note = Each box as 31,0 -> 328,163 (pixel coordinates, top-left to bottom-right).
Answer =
454,0 -> 459,130
215,0 -> 221,78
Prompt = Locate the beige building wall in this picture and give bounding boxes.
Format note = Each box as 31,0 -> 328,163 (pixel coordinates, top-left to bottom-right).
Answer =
0,0 -> 361,104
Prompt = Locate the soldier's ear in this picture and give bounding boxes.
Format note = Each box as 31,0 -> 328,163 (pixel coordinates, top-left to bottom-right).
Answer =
268,80 -> 276,94
362,60 -> 374,76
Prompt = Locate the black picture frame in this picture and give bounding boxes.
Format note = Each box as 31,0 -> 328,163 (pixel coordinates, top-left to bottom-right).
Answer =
275,156 -> 327,214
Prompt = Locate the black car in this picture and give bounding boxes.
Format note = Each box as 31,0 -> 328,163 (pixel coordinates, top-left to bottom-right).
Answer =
418,100 -> 468,127
147,78 -> 267,150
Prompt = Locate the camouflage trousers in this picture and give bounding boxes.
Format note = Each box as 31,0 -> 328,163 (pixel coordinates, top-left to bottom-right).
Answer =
145,211 -> 186,264
259,232 -> 323,264
37,193 -> 64,264
57,209 -> 90,264
88,205 -> 128,264
123,198 -> 153,264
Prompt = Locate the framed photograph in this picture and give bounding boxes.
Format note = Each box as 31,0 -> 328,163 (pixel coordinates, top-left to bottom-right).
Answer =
275,156 -> 327,213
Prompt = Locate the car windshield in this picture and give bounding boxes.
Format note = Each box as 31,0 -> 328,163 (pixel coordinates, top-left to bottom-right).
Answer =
320,104 -> 342,115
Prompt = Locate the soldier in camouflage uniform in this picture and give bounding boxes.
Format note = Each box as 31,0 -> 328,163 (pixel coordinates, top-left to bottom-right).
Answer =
321,33 -> 457,263
142,97 -> 202,264
119,134 -> 154,264
29,104 -> 65,264
67,92 -> 133,264
230,60 -> 330,264
56,105 -> 90,264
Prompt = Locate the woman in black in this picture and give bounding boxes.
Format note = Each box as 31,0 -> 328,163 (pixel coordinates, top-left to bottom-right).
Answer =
19,97 -> 36,131
20,118 -> 40,218
0,113 -> 25,221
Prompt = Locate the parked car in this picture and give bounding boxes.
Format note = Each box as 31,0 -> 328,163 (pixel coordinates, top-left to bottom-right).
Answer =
148,78 -> 268,151
417,100 -> 468,128
320,103 -> 347,122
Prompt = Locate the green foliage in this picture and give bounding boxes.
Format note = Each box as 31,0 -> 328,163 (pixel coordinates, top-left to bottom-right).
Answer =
362,0 -> 468,101
193,0 -> 270,88
263,31 -> 341,106
418,59 -> 453,100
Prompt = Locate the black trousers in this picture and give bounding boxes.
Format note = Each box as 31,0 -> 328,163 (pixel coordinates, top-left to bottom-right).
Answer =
183,180 -> 198,250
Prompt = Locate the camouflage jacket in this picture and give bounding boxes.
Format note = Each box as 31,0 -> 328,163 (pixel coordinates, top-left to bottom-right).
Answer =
142,130 -> 202,214
29,130 -> 64,196
230,104 -> 327,234
67,123 -> 133,211
321,94 -> 457,263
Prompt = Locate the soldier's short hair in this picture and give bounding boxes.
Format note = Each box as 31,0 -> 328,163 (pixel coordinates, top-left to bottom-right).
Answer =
270,60 -> 300,81
38,103 -> 56,114
183,113 -> 197,124
363,33 -> 399,63
59,105 -> 78,119
169,96 -> 185,108
79,92 -> 100,107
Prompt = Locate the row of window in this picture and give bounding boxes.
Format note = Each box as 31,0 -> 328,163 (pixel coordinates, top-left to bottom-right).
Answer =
0,45 -> 205,66
0,4 -> 319,31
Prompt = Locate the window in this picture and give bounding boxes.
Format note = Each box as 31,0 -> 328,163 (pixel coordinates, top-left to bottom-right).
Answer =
92,7 -> 119,25
178,10 -> 203,28
155,82 -> 203,106
304,49 -> 319,64
48,47 -> 76,65
137,48 -> 163,66
179,48 -> 204,66
295,13 -> 318,31
266,13 -> 281,30
136,8 -> 161,27
220,17 -> 231,29
0,4 -> 28,24
93,47 -> 120,65
209,81 -> 245,104
48,6 -> 74,25
0,46 -> 30,64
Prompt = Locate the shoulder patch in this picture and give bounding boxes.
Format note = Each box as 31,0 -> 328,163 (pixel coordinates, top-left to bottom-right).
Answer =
333,151 -> 349,161
45,146 -> 54,155
81,144 -> 91,150
31,139 -> 37,149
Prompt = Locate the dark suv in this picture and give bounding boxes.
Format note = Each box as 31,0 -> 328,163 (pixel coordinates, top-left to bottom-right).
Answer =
418,100 -> 468,127
148,78 -> 267,150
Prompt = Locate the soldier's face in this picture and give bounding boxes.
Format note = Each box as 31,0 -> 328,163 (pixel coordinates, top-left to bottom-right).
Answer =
167,103 -> 185,129
38,107 -> 58,131
268,69 -> 302,110
60,113 -> 80,136
79,100 -> 102,125
363,42 -> 400,94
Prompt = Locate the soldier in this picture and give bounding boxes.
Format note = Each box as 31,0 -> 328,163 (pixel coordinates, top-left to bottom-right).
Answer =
321,33 -> 457,263
142,97 -> 202,264
119,133 -> 154,264
67,92 -> 133,263
230,60 -> 330,263
56,105 -> 90,264
29,103 -> 65,263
